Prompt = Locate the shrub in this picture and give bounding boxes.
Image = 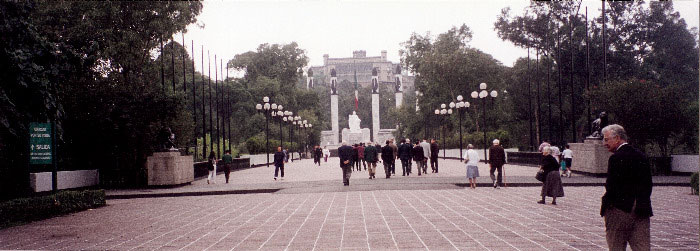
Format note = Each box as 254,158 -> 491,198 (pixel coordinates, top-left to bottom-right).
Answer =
0,190 -> 106,229
691,172 -> 698,195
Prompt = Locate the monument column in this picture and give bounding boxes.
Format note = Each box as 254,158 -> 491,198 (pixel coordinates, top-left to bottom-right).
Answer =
394,65 -> 403,108
330,70 -> 339,144
371,70 -> 380,142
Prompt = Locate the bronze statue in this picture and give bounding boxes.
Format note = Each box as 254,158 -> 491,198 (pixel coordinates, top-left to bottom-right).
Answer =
158,127 -> 177,151
371,68 -> 378,94
588,112 -> 608,139
330,69 -> 337,95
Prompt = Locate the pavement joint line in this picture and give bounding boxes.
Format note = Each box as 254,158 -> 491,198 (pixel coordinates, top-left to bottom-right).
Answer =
202,196 -> 278,251
283,193 -> 327,251
371,190 -> 399,250
311,192 -> 337,251
228,194 -> 297,250
339,192 -> 349,249
257,193 -> 314,249
384,189 -> 429,250
105,188 -> 281,199
400,190 -> 460,250
359,192 -> 371,250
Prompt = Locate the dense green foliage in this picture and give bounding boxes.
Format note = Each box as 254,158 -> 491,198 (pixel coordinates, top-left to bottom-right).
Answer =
493,1 -> 698,153
0,190 -> 106,229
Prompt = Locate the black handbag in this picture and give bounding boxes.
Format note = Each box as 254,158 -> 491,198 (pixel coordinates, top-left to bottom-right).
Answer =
535,168 -> 545,182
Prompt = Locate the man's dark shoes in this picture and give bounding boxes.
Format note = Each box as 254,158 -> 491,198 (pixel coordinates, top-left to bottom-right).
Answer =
537,200 -> 545,204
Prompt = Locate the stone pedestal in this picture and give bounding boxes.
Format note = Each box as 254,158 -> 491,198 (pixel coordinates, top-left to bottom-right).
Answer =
331,94 -> 339,145
376,129 -> 396,145
372,93 -> 379,142
569,139 -> 612,175
342,128 -> 371,145
395,92 -> 403,108
147,152 -> 194,186
321,130 -> 336,148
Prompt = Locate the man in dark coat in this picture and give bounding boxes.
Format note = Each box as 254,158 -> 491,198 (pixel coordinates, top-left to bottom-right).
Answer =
601,124 -> 653,251
352,144 -> 360,171
412,142 -> 425,176
398,139 -> 413,176
273,146 -> 286,181
363,142 -> 378,179
381,140 -> 394,179
389,139 -> 398,175
338,142 -> 354,186
488,139 -> 506,188
430,139 -> 439,173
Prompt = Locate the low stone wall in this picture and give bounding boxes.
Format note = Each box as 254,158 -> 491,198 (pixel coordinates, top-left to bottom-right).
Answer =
672,155 -> 699,173
146,152 -> 194,186
194,157 -> 250,178
29,169 -> 99,192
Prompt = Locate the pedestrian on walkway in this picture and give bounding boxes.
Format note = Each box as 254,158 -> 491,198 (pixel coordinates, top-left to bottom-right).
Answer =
207,151 -> 217,184
274,146 -> 286,181
538,140 -> 551,153
398,139 -> 413,176
430,139 -> 439,173
283,148 -> 289,163
601,124 -> 653,251
412,141 -> 425,176
381,140 -> 393,179
363,142 -> 378,179
352,144 -> 360,171
338,141 -> 354,186
389,139 -> 398,175
357,143 -> 366,170
322,146 -> 330,162
550,144 -> 561,163
314,146 -> 323,166
464,144 -> 480,189
562,144 -> 573,177
538,146 -> 564,205
222,150 -> 233,184
420,139 -> 431,175
489,139 -> 506,188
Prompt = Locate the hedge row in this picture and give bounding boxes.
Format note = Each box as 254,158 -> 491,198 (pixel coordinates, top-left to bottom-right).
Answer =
0,190 -> 106,229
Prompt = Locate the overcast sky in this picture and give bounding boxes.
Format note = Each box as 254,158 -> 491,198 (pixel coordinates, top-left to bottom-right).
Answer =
182,0 -> 699,78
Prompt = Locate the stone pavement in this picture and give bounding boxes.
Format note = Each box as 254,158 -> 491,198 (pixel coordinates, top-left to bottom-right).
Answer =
0,158 -> 697,250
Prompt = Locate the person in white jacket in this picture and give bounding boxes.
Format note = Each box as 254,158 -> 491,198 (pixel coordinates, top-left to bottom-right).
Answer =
464,144 -> 480,189
322,146 -> 330,162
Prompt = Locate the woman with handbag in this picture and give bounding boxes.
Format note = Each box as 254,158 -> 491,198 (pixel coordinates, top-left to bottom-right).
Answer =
207,151 -> 217,184
538,146 -> 564,205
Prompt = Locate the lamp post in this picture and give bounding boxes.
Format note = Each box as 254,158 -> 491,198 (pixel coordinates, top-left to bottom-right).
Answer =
285,112 -> 294,161
454,95 -> 470,160
255,97 -> 272,167
471,83 -> 498,162
437,104 -> 452,159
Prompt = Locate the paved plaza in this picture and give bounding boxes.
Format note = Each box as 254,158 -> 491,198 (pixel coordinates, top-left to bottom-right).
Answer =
0,159 -> 697,250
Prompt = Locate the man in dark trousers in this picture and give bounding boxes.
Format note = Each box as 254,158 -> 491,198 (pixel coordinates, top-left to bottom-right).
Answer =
412,141 -> 425,176
389,139 -> 398,175
313,145 -> 322,166
337,141 -> 354,186
381,140 -> 394,179
352,144 -> 360,171
600,124 -> 653,251
357,143 -> 366,171
363,142 -> 378,179
398,139 -> 413,176
430,139 -> 439,173
488,139 -> 506,188
273,146 -> 286,181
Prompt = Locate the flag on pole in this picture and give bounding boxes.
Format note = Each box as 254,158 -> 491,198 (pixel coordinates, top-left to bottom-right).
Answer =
354,69 -> 359,111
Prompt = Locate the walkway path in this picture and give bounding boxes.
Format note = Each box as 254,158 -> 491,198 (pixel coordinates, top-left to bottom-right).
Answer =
0,159 -> 696,250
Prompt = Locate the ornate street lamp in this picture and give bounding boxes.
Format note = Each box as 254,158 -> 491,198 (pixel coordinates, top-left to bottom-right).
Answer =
454,95 -> 470,160
438,104 -> 452,159
471,83 -> 498,162
256,96 -> 272,167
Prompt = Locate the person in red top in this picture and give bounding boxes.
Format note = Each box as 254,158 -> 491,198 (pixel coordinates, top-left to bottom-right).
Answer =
357,143 -> 365,171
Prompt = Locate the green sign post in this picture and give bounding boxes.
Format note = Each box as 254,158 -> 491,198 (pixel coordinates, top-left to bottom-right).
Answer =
29,123 -> 52,165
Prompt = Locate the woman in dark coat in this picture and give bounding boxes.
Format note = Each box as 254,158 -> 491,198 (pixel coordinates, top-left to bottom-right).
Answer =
538,146 -> 564,205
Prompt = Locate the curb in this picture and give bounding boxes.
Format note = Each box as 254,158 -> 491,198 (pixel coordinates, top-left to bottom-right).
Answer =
106,188 -> 280,200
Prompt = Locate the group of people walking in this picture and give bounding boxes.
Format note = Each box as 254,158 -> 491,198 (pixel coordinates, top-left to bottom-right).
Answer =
336,138 -> 442,186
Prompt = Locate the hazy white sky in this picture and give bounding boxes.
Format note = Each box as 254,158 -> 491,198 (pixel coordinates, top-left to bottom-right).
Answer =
182,0 -> 699,78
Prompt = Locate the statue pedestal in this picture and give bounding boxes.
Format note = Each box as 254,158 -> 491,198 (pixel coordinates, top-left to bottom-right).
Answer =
147,152 -> 194,186
341,128 -> 371,145
569,139 -> 612,175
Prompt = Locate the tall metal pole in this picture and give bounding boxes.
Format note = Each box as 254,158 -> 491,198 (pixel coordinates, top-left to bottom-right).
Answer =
557,29 -> 564,145
208,51 -> 213,158
602,0 -> 607,84
160,36 -> 165,92
227,64 -> 232,151
201,46 -> 207,159
220,58 -> 225,152
586,7 -> 592,136
547,26 -> 553,143
527,44 -> 533,151
570,15 -> 576,143
182,34 -> 187,93
266,112 -> 269,167
536,48 -> 541,145
214,55 -> 219,158
191,40 -> 197,159
459,110 -> 463,160
482,97 -> 488,162
289,122 -> 293,161
171,41 -> 175,92
279,117 -> 283,148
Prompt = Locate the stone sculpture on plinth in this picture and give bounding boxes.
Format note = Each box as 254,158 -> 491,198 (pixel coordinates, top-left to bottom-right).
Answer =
342,111 -> 371,145
587,111 -> 609,139
147,127 -> 193,186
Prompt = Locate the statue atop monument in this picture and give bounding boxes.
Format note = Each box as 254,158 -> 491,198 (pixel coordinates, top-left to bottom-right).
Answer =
371,68 -> 379,94
394,65 -> 402,92
588,111 -> 609,139
348,111 -> 361,132
330,69 -> 337,95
